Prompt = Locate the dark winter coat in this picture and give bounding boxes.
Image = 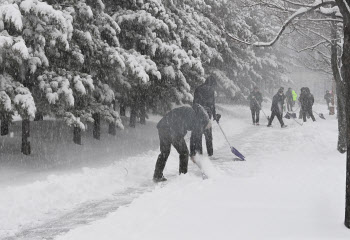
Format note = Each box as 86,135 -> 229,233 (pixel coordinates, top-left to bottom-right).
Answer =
324,93 -> 332,103
271,93 -> 285,113
300,92 -> 314,110
193,77 -> 216,119
157,104 -> 209,139
247,91 -> 263,110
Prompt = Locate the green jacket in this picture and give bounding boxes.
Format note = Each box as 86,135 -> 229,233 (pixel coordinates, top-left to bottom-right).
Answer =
292,90 -> 298,101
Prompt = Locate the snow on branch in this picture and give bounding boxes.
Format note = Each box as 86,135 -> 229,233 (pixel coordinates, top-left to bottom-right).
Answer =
295,40 -> 329,52
297,18 -> 343,22
317,6 -> 342,17
283,0 -> 335,8
0,3 -> 23,31
244,1 -> 295,12
223,32 -> 252,45
225,0 -> 339,47
295,62 -> 332,74
306,27 -> 343,46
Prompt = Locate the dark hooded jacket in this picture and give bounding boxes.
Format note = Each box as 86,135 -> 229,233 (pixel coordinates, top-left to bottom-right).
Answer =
324,92 -> 332,103
248,90 -> 263,110
299,88 -> 314,110
157,104 -> 209,138
193,76 -> 216,119
271,92 -> 284,113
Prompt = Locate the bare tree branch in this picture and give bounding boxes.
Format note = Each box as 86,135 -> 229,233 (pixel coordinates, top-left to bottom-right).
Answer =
296,18 -> 343,22
243,0 -> 295,12
282,0 -> 324,8
224,0 -> 338,47
296,40 -> 329,52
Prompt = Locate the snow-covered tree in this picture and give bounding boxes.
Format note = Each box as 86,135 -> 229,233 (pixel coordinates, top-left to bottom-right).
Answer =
0,0 -> 73,152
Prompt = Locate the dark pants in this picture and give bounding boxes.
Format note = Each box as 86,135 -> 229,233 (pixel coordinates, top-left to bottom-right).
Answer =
268,110 -> 284,127
190,127 -> 213,156
302,108 -> 316,122
287,100 -> 293,111
153,128 -> 189,179
251,109 -> 260,124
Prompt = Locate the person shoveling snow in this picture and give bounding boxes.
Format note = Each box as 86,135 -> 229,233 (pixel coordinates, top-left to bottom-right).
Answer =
267,88 -> 287,128
153,104 -> 210,183
247,86 -> 263,126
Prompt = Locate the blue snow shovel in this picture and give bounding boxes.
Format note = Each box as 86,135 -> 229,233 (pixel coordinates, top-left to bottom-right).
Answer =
217,122 -> 245,161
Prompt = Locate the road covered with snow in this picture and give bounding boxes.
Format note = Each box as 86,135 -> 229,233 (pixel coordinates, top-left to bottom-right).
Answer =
1,104 -> 349,240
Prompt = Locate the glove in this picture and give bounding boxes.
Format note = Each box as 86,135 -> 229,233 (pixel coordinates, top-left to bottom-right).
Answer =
215,114 -> 221,123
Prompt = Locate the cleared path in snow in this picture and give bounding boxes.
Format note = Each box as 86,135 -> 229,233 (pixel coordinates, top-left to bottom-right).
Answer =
55,105 -> 350,240
2,104 -> 350,240
2,183 -> 155,240
0,105 -> 247,239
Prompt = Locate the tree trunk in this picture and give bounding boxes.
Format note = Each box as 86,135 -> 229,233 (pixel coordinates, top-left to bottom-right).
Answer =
344,33 -> 350,229
347,152 -> 350,228
73,126 -> 82,145
1,116 -> 9,136
93,113 -> 101,140
21,119 -> 30,155
334,0 -> 350,228
129,106 -> 137,128
140,101 -> 146,125
335,83 -> 347,152
120,103 -> 126,117
331,20 -> 347,153
108,123 -> 116,136
343,31 -> 350,229
336,0 -> 350,228
34,112 -> 44,121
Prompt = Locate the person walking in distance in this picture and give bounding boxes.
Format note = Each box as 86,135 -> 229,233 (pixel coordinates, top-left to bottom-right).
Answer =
153,104 -> 210,182
247,86 -> 263,125
324,90 -> 332,110
300,87 -> 316,122
298,87 -> 306,119
285,88 -> 294,111
190,75 -> 220,157
292,89 -> 298,107
267,88 -> 287,128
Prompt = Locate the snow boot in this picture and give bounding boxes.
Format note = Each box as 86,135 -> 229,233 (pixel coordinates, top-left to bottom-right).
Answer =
256,123 -> 260,126
209,156 -> 220,160
153,175 -> 167,183
281,125 -> 287,128
267,124 -> 272,127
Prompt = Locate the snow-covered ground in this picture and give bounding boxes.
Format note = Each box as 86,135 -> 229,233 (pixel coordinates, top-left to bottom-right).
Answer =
1,104 -> 350,240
